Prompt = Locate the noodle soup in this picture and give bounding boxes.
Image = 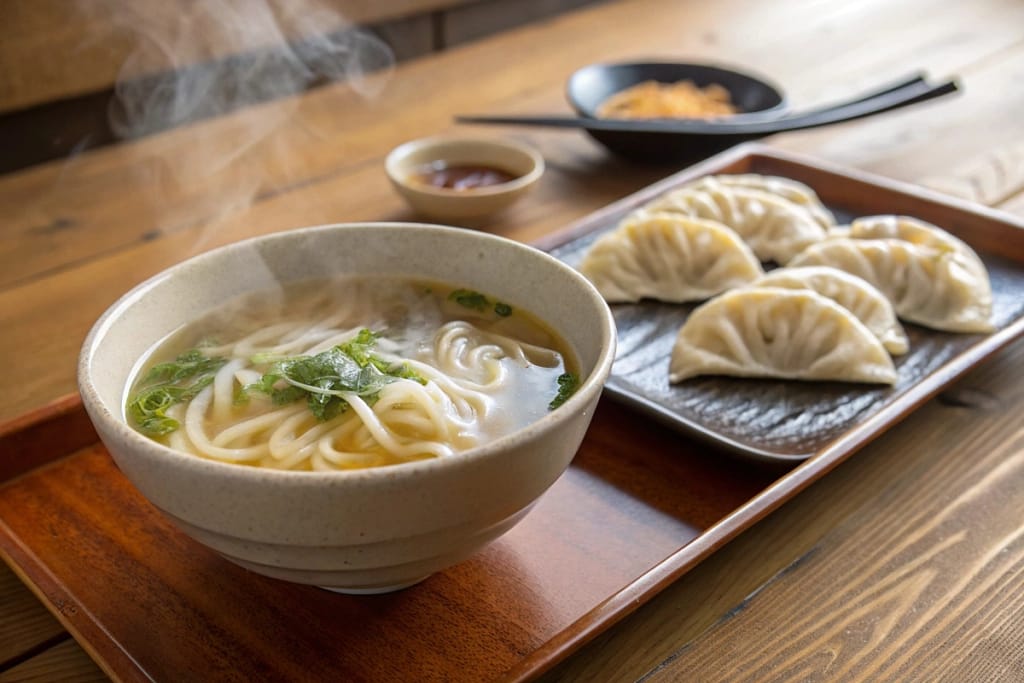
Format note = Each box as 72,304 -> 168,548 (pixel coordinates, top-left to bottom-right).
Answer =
125,276 -> 578,471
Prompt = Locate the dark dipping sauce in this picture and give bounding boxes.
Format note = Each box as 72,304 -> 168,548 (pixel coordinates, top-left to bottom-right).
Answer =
413,162 -> 518,191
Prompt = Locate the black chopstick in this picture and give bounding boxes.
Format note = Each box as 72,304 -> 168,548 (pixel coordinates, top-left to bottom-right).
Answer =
455,76 -> 959,136
733,72 -> 929,122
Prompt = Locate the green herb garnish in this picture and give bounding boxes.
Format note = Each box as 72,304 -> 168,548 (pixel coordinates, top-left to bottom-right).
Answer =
549,372 -> 580,410
337,328 -> 389,371
143,349 -> 225,384
449,289 -> 513,317
449,289 -> 489,311
245,329 -> 425,422
127,350 -> 227,436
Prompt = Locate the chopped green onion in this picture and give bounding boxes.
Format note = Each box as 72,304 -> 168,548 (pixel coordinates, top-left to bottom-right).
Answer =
549,372 -> 580,410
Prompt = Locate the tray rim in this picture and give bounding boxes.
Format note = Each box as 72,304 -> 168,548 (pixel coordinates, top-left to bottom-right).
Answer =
534,142 -> 1024,253
3,143 -> 1024,682
540,142 -> 1024,464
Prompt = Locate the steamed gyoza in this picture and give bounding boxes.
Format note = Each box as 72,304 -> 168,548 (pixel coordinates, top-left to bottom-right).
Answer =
684,174 -> 836,230
643,183 -> 827,263
849,215 -> 977,257
789,237 -> 994,332
753,266 -> 909,355
125,277 -> 577,471
578,212 -> 762,303
849,215 -> 990,283
669,287 -> 897,385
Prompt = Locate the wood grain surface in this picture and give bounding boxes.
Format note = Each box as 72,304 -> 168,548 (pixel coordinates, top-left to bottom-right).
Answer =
0,399 -> 777,682
0,638 -> 106,683
3,0 -> 1024,680
540,336 -> 1024,683
641,341 -> 1024,683
0,0 -> 476,113
0,564 -> 66,671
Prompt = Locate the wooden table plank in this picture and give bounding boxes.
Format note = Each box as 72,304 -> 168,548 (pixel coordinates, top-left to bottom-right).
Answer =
542,336 -> 1024,682
640,339 -> 1024,682
0,638 -> 107,683
0,565 -> 66,671
4,23 -> 1024,424
921,140 -> 1024,206
0,0 -> 475,114
773,41 -> 1024,184
4,0 -> 1023,293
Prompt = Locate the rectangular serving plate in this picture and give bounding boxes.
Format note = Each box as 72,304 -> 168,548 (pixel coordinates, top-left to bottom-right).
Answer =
2,145 -> 1022,682
543,144 -> 1024,463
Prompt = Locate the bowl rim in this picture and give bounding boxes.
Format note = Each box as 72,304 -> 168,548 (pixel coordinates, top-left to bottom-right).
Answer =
78,222 -> 615,485
565,58 -> 788,119
385,135 -> 545,198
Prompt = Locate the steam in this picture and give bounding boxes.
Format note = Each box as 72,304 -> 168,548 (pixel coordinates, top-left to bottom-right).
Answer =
75,0 -> 395,247
102,0 -> 394,139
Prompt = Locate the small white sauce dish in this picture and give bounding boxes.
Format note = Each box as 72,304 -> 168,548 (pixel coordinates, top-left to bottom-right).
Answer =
385,136 -> 545,222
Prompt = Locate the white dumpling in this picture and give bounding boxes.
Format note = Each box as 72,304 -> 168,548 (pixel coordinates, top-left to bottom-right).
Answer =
789,237 -> 994,333
578,212 -> 762,303
669,287 -> 897,385
754,266 -> 909,355
828,224 -> 851,238
644,183 -> 827,263
849,215 -> 990,282
686,174 -> 836,229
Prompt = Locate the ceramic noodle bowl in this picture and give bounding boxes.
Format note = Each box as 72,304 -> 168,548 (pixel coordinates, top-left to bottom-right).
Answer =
78,223 -> 616,594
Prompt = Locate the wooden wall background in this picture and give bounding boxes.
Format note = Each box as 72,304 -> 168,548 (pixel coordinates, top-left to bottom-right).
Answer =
0,0 -> 604,171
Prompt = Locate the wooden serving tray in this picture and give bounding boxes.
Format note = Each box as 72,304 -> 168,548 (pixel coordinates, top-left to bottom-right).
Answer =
2,145 -> 1023,682
1,395 -> 782,682
543,145 -> 1024,463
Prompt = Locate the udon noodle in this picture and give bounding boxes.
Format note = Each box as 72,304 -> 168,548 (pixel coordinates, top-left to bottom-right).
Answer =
125,277 -> 577,471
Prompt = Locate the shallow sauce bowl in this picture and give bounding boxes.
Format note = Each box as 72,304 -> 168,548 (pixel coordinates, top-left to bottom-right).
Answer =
78,223 -> 616,594
386,136 -> 544,222
566,61 -> 787,163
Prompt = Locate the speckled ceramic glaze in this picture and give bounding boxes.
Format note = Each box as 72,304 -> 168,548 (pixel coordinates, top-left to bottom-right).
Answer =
78,223 -> 616,593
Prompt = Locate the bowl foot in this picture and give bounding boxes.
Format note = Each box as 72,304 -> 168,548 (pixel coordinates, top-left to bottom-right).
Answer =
318,574 -> 432,595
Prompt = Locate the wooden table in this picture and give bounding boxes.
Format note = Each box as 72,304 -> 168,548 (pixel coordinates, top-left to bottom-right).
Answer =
3,0 -> 1023,680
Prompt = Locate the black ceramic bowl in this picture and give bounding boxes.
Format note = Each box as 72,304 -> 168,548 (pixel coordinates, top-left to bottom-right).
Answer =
566,61 -> 787,163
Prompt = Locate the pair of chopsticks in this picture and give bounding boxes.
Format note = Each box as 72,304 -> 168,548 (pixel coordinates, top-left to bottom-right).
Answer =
455,73 -> 959,136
